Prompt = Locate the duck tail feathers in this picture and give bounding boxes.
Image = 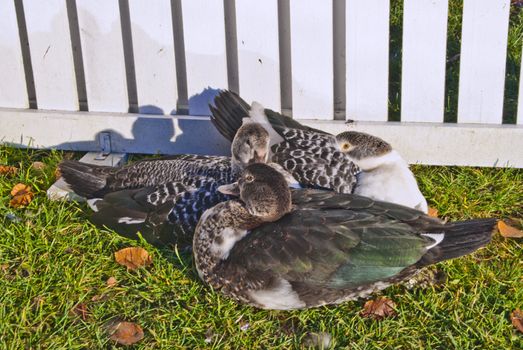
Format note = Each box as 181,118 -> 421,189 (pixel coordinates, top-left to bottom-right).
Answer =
210,90 -> 250,142
418,218 -> 496,266
58,160 -> 113,198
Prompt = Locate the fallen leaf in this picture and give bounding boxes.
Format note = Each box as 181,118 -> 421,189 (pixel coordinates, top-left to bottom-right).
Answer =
0,165 -> 18,177
512,309 -> 523,333
497,220 -> 523,238
106,276 -> 117,287
114,247 -> 152,270
302,332 -> 332,349
31,161 -> 46,171
54,167 -> 61,179
70,303 -> 89,321
427,207 -> 439,218
107,320 -> 144,345
360,297 -> 397,320
9,183 -> 34,208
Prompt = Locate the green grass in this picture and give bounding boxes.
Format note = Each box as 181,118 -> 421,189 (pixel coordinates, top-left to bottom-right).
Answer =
1,146 -> 522,349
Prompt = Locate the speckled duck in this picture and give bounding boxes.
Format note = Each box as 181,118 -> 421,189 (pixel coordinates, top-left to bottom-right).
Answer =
210,90 -> 428,212
59,123 -> 294,244
194,163 -> 495,310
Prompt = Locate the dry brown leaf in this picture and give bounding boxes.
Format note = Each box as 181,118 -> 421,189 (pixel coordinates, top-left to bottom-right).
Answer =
106,276 -> 117,287
427,207 -> 439,218
114,247 -> 152,270
31,161 -> 46,171
497,220 -> 523,238
511,309 -> 523,333
70,303 -> 89,321
360,297 -> 397,320
107,320 -> 144,345
0,165 -> 18,177
9,183 -> 34,208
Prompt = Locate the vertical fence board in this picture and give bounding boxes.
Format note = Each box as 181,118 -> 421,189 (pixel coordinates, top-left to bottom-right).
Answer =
458,0 -> 510,124
236,0 -> 280,111
128,0 -> 177,115
290,0 -> 333,120
0,0 -> 28,108
23,0 -> 78,110
77,0 -> 129,112
346,0 -> 389,122
181,0 -> 228,115
401,0 -> 448,122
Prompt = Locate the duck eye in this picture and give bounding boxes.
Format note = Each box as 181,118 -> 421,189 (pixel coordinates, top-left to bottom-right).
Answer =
244,174 -> 254,183
341,143 -> 351,152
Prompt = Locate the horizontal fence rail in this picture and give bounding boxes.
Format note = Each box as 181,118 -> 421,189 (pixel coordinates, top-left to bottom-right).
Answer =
0,0 -> 522,167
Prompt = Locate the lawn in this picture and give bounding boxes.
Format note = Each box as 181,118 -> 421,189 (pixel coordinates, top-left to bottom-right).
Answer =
0,146 -> 522,349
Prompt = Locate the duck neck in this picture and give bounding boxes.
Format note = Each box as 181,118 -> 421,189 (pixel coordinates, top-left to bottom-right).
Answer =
231,159 -> 243,178
356,150 -> 402,172
194,200 -> 263,283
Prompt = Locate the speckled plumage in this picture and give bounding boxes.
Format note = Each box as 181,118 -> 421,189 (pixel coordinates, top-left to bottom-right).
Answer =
194,164 -> 496,310
210,90 -> 359,193
59,123 -> 274,246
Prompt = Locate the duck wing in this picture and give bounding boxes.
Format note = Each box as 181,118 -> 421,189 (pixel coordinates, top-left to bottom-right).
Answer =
210,90 -> 327,143
59,155 -> 231,198
223,190 -> 494,306
89,176 -> 229,246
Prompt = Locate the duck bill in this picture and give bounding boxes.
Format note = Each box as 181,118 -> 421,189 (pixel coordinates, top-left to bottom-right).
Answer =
248,150 -> 268,164
217,182 -> 241,196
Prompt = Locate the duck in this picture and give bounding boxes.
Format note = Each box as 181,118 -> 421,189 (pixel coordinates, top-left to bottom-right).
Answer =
193,163 -> 495,310
210,90 -> 428,212
59,122 -> 297,245
335,131 -> 428,212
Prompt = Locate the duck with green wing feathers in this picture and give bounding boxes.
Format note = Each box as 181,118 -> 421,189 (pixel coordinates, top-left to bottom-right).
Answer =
194,163 -> 496,310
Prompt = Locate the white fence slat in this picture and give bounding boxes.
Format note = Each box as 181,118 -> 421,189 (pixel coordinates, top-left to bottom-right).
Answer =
236,0 -> 280,111
346,0 -> 389,122
458,0 -> 510,124
23,0 -> 78,110
401,0 -> 448,122
129,0 -> 178,115
0,0 -> 28,108
290,0 -> 333,120
77,0 -> 129,112
181,0 -> 228,115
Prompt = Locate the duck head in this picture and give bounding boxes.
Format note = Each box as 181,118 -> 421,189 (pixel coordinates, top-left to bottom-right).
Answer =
218,163 -> 292,222
231,123 -> 270,173
335,131 -> 393,171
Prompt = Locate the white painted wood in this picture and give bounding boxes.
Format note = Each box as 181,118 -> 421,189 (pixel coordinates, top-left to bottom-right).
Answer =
401,0 -> 448,122
181,0 -> 228,115
76,0 -> 129,112
23,0 -> 78,110
0,0 -> 28,108
47,152 -> 127,201
236,0 -> 280,111
1,108 -> 522,167
458,0 -> 510,124
0,108 -> 230,156
290,0 -> 333,119
346,0 -> 389,121
129,0 -> 178,115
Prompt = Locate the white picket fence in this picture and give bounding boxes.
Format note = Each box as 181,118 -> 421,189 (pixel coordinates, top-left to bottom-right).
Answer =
0,0 -> 522,167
